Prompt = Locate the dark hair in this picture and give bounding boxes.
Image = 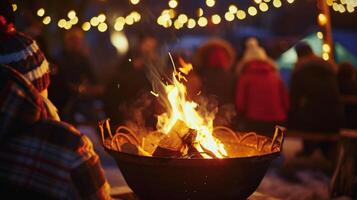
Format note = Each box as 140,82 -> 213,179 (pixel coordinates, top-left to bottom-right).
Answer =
295,42 -> 313,59
0,0 -> 14,25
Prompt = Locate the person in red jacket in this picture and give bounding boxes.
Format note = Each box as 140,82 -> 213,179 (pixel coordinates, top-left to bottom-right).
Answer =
235,38 -> 289,136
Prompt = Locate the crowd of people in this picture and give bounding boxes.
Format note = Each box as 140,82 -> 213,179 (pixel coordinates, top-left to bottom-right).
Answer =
1,0 -> 357,198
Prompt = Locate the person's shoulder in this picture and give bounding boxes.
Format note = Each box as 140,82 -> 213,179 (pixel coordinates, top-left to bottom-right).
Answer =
32,120 -> 91,150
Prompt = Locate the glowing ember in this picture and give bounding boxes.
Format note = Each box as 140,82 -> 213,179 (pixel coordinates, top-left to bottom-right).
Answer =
156,56 -> 227,158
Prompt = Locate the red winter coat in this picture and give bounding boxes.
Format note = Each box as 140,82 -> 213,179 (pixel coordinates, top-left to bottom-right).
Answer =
235,60 -> 289,122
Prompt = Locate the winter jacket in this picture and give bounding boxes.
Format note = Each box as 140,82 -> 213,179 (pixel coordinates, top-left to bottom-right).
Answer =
235,60 -> 289,122
288,56 -> 343,132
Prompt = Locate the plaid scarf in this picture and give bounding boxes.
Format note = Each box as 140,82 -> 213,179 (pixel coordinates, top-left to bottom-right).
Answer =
0,66 -> 112,199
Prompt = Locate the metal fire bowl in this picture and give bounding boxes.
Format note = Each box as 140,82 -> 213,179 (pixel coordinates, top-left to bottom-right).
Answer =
104,129 -> 284,200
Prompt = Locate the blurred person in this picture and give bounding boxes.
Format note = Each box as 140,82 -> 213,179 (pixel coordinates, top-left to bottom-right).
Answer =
338,62 -> 357,129
288,42 -> 342,157
235,37 -> 289,136
104,34 -> 163,127
51,27 -> 104,123
194,38 -> 237,127
0,2 -> 112,199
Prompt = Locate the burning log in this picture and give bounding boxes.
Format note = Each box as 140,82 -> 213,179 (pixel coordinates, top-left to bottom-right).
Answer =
153,120 -> 203,158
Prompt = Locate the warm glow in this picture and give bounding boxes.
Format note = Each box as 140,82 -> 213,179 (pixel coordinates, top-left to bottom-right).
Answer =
68,10 -> 76,19
98,13 -> 106,22
114,22 -> 124,31
70,16 -> 79,25
318,13 -> 327,26
211,14 -> 221,24
111,32 -> 129,54
130,0 -> 140,5
317,31 -> 324,39
323,43 -> 331,53
206,0 -> 216,7
82,22 -> 91,31
174,20 -> 183,29
116,17 -> 126,24
178,14 -> 188,23
187,19 -> 196,29
198,17 -> 208,27
287,0 -> 295,3
42,16 -> 51,25
156,59 -> 227,158
322,52 -> 330,61
98,23 -> 108,32
90,17 -> 100,26
259,2 -> 269,12
64,22 -> 72,30
125,15 -> 134,25
248,6 -> 258,16
229,5 -> 238,13
273,0 -> 282,8
236,10 -> 247,20
12,4 -> 17,12
197,8 -> 204,17
130,11 -> 141,22
168,0 -> 178,8
224,12 -> 235,21
37,8 -> 45,17
58,19 -> 66,28
254,0 -> 262,3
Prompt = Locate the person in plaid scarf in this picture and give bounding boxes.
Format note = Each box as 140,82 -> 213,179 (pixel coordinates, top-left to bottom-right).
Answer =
0,66 -> 113,199
0,0 -> 59,121
0,1 -> 113,199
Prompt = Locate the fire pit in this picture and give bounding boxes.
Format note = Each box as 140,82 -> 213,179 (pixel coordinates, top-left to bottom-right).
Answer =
101,123 -> 285,200
100,58 -> 285,199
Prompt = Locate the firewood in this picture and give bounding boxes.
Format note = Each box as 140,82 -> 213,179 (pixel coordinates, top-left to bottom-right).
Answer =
153,120 -> 190,157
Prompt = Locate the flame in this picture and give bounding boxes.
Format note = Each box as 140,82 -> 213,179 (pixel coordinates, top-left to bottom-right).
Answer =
156,58 -> 227,158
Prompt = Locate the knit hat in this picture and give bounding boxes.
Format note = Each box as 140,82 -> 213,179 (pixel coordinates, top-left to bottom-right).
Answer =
0,16 -> 50,92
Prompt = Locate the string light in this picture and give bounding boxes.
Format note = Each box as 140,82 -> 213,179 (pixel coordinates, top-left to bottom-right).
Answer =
229,5 -> 238,13
70,16 -> 79,25
12,4 -> 17,12
42,16 -> 51,25
328,0 -> 356,13
224,12 -> 235,21
58,19 -> 66,28
197,8 -> 204,17
168,0 -> 178,9
187,18 -> 196,29
322,52 -> 330,61
236,10 -> 247,20
322,43 -> 331,53
259,3 -> 269,12
90,17 -> 100,26
130,0 -> 140,5
206,0 -> 215,7
68,10 -> 76,19
98,13 -> 106,23
317,31 -> 324,39
248,6 -> 258,16
211,14 -> 221,24
82,22 -> 91,31
30,0 -> 302,32
98,22 -> 108,32
37,8 -> 45,17
318,13 -> 327,26
177,14 -> 188,23
197,17 -> 208,27
273,0 -> 282,8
